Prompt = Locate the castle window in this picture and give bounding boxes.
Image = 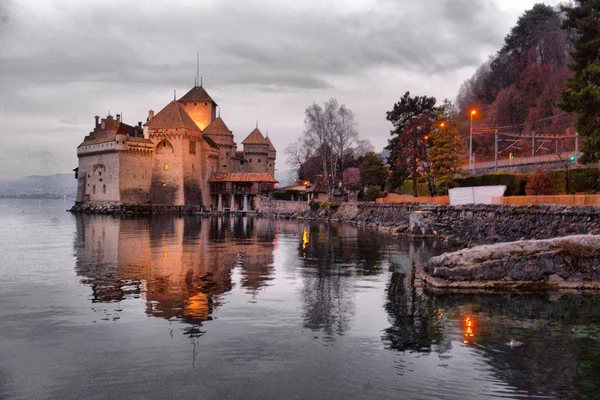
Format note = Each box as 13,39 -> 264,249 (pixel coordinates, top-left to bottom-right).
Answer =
162,183 -> 166,187
258,159 -> 261,163
192,164 -> 195,171
194,103 -> 197,106
103,185 -> 106,194
189,141 -> 196,155
226,152 -> 229,157
249,159 -> 252,163
205,102 -> 207,106
223,165 -> 227,168
99,172 -> 102,176
93,185 -> 96,194
164,163 -> 169,170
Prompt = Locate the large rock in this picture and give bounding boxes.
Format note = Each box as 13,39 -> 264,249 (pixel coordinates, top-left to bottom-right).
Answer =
424,235 -> 600,291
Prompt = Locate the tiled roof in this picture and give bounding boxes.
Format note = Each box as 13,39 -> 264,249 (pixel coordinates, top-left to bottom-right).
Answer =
144,101 -> 200,131
209,173 -> 278,183
264,135 -> 276,152
242,128 -> 267,145
178,85 -> 218,106
202,135 -> 219,149
203,117 -> 232,137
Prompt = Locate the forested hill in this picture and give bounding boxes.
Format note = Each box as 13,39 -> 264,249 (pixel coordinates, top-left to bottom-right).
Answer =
457,4 -> 576,144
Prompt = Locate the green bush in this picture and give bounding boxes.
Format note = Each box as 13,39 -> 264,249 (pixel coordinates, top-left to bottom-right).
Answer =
329,202 -> 340,210
397,181 -> 429,196
309,201 -> 320,211
570,168 -> 600,193
364,185 -> 382,201
454,173 -> 529,196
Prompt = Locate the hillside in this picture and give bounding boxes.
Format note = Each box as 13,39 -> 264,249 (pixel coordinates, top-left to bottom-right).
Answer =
456,4 -> 577,160
0,174 -> 77,199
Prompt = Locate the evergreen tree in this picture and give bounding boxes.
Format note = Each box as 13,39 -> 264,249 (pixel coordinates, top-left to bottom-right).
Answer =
359,152 -> 389,190
426,101 -> 465,194
559,0 -> 600,162
386,92 -> 439,196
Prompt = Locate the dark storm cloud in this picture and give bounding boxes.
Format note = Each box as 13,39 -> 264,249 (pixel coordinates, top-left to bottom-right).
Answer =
0,0 -> 540,178
0,0 -> 507,95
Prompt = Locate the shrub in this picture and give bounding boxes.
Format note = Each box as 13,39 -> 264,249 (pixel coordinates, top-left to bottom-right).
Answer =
309,201 -> 320,211
319,201 -> 329,209
329,202 -> 340,210
454,173 -> 529,196
364,185 -> 382,201
526,169 -> 563,195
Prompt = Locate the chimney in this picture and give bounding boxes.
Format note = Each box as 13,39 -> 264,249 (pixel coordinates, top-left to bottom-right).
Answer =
138,121 -> 142,128
148,110 -> 154,121
94,115 -> 99,128
116,114 -> 121,122
101,118 -> 106,129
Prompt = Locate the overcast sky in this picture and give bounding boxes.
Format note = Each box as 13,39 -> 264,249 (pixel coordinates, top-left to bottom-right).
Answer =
0,0 -> 564,179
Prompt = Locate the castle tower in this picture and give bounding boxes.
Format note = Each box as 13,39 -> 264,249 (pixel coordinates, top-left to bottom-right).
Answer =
264,135 -> 276,177
203,116 -> 235,173
241,128 -> 270,173
177,84 -> 217,131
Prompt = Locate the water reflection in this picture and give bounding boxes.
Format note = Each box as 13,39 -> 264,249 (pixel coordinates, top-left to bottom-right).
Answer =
70,213 -> 600,398
74,215 -> 276,326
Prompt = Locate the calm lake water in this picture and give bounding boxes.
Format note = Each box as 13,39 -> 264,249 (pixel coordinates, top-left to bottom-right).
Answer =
1,199 -> 599,399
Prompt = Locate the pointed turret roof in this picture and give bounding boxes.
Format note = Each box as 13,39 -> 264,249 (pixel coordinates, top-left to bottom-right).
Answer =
178,85 -> 218,106
242,127 -> 267,145
144,101 -> 200,131
203,117 -> 232,137
264,135 -> 276,152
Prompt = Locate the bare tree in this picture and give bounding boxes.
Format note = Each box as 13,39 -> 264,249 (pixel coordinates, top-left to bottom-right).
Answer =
284,137 -> 313,179
304,98 -> 360,200
353,139 -> 375,157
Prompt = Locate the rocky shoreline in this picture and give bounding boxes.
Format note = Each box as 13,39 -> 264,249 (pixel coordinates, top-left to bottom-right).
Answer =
423,235 -> 600,292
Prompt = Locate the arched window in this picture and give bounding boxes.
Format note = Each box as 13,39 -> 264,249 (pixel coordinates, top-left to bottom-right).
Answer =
164,163 -> 169,170
156,140 -> 174,154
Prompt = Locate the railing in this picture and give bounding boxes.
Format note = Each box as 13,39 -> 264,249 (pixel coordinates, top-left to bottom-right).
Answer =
464,153 -> 579,171
492,195 -> 600,206
210,188 -> 260,195
377,194 -> 449,205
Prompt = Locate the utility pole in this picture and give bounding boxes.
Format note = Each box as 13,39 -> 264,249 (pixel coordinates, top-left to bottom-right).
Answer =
494,130 -> 498,172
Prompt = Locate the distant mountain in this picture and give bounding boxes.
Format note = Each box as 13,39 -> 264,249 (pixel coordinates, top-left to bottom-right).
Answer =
0,173 -> 77,199
275,169 -> 297,187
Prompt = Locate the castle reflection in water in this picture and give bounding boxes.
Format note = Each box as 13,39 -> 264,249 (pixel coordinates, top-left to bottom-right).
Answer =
73,214 -> 446,340
74,215 -> 282,325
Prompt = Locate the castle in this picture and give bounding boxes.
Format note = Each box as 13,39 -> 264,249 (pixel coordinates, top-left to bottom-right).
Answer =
75,84 -> 277,211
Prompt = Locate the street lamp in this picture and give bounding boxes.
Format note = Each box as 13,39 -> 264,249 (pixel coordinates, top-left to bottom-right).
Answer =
469,110 -> 477,170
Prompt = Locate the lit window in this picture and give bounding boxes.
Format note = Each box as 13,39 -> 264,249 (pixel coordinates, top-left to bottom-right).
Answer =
164,163 -> 169,170
162,183 -> 166,187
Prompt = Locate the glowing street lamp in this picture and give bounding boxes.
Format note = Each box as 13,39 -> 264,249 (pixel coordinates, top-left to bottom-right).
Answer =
469,110 -> 477,170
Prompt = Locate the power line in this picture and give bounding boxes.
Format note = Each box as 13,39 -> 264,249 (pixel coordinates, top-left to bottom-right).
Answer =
476,112 -> 569,132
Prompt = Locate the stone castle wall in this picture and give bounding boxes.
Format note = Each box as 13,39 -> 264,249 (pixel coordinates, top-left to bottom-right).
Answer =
119,150 -> 153,204
78,152 -> 121,202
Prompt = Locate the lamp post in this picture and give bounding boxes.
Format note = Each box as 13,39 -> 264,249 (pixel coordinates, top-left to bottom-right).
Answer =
469,110 -> 476,171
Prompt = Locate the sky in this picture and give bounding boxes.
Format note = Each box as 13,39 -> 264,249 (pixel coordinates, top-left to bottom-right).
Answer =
0,0 -> 565,179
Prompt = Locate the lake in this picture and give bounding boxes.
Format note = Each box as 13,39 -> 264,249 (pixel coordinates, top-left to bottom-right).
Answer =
0,199 -> 599,399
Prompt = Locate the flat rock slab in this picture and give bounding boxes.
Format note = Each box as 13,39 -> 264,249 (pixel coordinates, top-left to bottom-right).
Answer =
424,235 -> 600,291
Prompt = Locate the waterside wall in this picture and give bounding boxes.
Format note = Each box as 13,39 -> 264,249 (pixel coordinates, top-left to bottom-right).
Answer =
262,201 -> 600,246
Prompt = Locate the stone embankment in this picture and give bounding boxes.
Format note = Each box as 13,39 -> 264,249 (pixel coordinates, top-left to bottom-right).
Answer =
265,202 -> 600,246
423,235 -> 600,291
69,202 -> 205,215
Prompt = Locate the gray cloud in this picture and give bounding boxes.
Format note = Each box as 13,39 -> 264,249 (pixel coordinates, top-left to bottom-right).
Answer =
0,0 -> 560,178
